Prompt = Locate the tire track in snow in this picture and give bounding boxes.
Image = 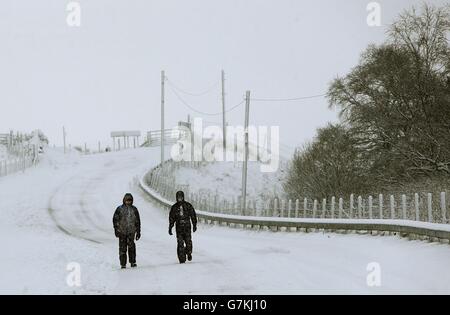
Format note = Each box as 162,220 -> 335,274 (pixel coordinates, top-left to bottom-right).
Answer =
48,175 -> 103,244
47,152 -> 146,245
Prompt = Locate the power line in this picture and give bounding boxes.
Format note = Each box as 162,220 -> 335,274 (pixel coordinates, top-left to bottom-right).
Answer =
251,93 -> 328,102
167,84 -> 245,116
165,77 -> 220,97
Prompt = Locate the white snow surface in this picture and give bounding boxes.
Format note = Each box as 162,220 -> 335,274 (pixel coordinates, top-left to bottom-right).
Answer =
174,160 -> 287,201
0,147 -> 449,294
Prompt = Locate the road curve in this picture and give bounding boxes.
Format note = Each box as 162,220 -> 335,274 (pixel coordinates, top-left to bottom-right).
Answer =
48,147 -> 450,294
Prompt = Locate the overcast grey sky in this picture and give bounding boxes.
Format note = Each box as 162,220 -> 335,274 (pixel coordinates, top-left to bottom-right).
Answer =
0,0 -> 447,153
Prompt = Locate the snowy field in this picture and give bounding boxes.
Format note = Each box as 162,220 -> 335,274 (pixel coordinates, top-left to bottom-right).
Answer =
0,147 -> 449,294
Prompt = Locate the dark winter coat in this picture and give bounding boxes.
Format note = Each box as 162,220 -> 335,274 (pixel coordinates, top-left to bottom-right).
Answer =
169,191 -> 197,233
113,193 -> 141,236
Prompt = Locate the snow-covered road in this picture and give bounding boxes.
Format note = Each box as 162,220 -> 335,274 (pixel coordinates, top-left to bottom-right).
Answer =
0,147 -> 449,294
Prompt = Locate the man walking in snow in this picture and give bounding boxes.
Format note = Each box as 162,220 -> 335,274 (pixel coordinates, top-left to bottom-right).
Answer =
169,191 -> 197,264
113,193 -> 141,269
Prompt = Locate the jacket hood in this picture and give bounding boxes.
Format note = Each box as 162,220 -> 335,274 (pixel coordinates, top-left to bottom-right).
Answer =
176,191 -> 185,202
123,193 -> 134,205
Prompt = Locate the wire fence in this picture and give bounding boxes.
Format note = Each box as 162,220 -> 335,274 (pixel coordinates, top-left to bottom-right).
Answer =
144,159 -> 449,225
0,154 -> 36,178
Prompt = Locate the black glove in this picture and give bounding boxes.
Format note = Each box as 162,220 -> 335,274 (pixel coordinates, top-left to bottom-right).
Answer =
193,225 -> 197,233
114,230 -> 120,238
136,232 -> 141,241
169,228 -> 173,236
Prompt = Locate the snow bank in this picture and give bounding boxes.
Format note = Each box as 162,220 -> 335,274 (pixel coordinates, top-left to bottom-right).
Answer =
170,160 -> 287,202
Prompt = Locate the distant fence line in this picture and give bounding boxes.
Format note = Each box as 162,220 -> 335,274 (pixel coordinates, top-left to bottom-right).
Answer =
0,131 -> 36,155
0,154 -> 36,178
144,159 -> 449,225
0,130 -> 41,178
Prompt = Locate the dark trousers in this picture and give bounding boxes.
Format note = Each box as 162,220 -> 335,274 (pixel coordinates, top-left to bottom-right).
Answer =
176,230 -> 192,263
119,234 -> 136,266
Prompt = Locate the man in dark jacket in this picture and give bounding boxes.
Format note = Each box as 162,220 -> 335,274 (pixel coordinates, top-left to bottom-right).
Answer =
113,193 -> 141,269
169,191 -> 197,264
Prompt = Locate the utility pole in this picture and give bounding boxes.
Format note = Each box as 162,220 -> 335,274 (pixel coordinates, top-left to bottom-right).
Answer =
221,70 -> 226,153
161,70 -> 165,166
241,90 -> 250,215
63,126 -> 66,154
8,130 -> 13,151
188,114 -> 194,163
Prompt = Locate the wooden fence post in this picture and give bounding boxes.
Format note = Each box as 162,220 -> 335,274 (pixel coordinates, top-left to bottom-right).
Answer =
402,194 -> 407,219
440,192 -> 446,223
357,196 -> 362,218
415,193 -> 420,221
322,198 -> 326,218
427,193 -> 433,223
390,195 -> 395,219
368,196 -> 373,219
313,199 -> 317,218
339,198 -> 343,219
331,197 -> 335,219
303,198 -> 308,218
350,194 -> 354,218
379,194 -> 383,219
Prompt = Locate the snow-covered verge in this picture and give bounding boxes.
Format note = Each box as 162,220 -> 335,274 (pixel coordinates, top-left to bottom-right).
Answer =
158,159 -> 288,204
1,147 -> 450,294
165,130 -> 289,202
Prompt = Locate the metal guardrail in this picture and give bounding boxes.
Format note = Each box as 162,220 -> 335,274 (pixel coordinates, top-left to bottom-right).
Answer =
145,159 -> 449,224
139,173 -> 450,243
144,129 -> 182,147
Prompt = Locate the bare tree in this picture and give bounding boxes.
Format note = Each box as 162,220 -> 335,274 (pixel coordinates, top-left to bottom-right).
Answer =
328,4 -> 450,183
